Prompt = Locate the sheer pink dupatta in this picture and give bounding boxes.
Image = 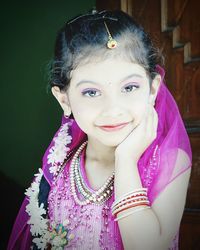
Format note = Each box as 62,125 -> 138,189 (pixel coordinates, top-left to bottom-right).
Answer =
138,65 -> 192,204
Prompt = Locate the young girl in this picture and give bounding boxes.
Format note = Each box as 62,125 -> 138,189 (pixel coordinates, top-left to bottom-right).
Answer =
8,10 -> 192,250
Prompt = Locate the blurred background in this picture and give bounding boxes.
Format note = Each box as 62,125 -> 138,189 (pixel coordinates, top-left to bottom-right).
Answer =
1,0 -> 199,249
0,0 -> 95,248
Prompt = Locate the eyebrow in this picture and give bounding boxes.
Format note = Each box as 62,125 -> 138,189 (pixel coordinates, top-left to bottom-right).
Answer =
75,73 -> 144,87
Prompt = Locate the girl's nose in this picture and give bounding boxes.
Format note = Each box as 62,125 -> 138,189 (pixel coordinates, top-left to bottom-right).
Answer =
101,99 -> 124,118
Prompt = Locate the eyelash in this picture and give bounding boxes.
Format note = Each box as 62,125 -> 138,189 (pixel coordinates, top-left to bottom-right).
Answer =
81,84 -> 139,97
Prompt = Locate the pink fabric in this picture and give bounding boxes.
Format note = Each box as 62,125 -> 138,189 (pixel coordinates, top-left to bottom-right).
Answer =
7,198 -> 32,250
47,153 -> 123,249
8,66 -> 192,249
47,141 -> 179,249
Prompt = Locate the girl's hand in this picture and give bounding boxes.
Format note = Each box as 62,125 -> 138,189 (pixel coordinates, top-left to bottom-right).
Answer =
115,104 -> 158,163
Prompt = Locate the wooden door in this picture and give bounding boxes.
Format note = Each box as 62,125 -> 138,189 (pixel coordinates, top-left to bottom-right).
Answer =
96,1 -> 200,249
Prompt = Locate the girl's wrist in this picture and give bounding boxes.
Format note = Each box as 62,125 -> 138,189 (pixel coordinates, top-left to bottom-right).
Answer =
115,152 -> 139,165
114,156 -> 143,197
114,155 -> 140,177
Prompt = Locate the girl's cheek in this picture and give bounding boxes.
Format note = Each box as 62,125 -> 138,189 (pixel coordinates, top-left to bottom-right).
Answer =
132,103 -> 148,122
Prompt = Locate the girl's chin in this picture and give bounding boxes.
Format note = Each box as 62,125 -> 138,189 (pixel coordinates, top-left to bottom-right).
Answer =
96,135 -> 128,148
87,123 -> 135,147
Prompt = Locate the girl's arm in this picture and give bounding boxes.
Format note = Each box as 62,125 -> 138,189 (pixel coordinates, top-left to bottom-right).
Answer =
115,149 -> 191,250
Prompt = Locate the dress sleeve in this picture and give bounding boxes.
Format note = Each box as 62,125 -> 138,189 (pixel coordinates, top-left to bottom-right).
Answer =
7,197 -> 32,250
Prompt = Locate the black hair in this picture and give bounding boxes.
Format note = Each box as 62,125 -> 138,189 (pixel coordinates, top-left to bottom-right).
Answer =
48,10 -> 163,93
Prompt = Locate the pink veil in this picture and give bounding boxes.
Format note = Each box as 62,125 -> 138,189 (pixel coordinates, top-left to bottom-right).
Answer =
138,65 -> 192,203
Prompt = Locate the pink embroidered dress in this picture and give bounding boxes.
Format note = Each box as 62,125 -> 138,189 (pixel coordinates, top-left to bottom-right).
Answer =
8,66 -> 192,250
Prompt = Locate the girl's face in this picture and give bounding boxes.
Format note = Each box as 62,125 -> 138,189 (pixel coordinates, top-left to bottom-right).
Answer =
53,59 -> 160,147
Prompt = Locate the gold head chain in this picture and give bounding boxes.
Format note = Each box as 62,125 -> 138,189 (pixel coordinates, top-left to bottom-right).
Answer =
104,21 -> 117,49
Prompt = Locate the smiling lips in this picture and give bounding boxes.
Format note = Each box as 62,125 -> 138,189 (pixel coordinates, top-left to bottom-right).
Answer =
98,122 -> 129,132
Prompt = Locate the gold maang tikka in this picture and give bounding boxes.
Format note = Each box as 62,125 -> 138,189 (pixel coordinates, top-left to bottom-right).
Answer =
104,21 -> 117,49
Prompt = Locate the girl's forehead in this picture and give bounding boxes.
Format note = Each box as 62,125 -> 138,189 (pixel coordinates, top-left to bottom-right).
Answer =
71,59 -> 148,81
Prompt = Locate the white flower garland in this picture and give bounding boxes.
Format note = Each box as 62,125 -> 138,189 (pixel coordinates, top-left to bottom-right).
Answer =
25,121 -> 73,249
47,122 -> 72,176
25,168 -> 51,250
25,168 -> 74,250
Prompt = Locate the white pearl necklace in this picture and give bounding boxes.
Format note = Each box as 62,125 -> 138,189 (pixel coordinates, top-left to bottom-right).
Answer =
69,141 -> 115,206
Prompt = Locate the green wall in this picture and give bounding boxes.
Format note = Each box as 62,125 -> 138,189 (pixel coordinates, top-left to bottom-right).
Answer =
1,0 -> 95,188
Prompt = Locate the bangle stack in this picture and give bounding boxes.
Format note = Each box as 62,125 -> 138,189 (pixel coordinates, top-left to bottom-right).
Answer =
111,188 -> 150,221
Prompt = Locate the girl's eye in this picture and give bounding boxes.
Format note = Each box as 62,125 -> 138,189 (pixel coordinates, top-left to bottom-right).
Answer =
122,84 -> 139,93
81,89 -> 101,97
81,84 -> 139,97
